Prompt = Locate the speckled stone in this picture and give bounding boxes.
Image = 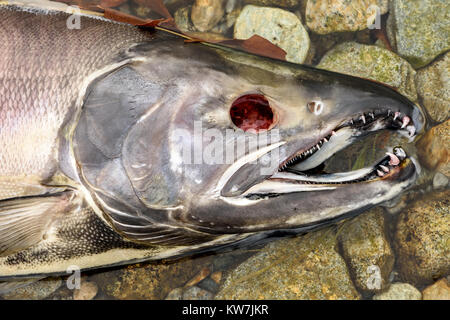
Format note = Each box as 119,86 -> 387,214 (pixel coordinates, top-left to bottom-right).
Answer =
318,42 -> 417,102
416,120 -> 450,177
1,277 -> 62,300
338,208 -> 395,294
183,286 -> 214,300
394,190 -> 450,285
387,0 -> 450,68
415,52 -> 450,123
191,0 -> 225,32
305,0 -> 388,34
373,283 -> 422,300
73,280 -> 98,300
216,228 -> 360,300
234,5 -> 310,64
93,256 -> 212,300
243,0 -> 301,8
174,6 -> 197,33
422,278 -> 450,300
165,287 -> 184,300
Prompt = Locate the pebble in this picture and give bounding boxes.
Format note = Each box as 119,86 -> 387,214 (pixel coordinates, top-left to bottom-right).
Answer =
191,0 -> 225,32
216,228 -> 360,300
234,5 -> 310,64
415,52 -> 450,123
422,278 -> 450,300
73,281 -> 98,300
387,0 -> 450,68
318,42 -> 417,102
338,208 -> 395,294
394,190 -> 450,285
183,286 -> 214,300
373,283 -> 422,300
305,0 -> 389,34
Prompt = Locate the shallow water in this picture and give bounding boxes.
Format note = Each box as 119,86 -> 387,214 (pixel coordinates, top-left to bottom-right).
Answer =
1,0 -> 448,300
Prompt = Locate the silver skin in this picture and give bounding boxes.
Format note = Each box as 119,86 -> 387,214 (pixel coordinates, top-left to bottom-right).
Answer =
0,4 -> 425,279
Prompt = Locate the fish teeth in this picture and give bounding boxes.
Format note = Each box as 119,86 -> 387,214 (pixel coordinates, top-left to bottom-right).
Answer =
379,165 -> 389,173
369,112 -> 375,119
360,115 -> 366,124
393,111 -> 400,121
386,152 -> 400,166
401,116 -> 410,129
377,169 -> 385,177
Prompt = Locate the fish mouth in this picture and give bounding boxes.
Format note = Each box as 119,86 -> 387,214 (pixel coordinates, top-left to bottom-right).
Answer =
239,108 -> 418,198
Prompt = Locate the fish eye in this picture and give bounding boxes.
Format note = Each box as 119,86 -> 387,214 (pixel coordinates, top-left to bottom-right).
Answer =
230,94 -> 275,133
307,100 -> 324,115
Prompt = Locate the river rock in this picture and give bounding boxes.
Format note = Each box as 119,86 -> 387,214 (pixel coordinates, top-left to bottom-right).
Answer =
234,5 -> 310,64
1,277 -> 62,300
191,0 -> 225,32
387,0 -> 450,68
318,42 -> 417,102
243,0 -> 301,8
174,6 -> 196,33
183,286 -> 214,300
305,0 -> 388,34
93,256 -> 212,300
415,52 -> 450,123
394,190 -> 450,285
422,278 -> 450,300
73,280 -> 98,300
165,287 -> 184,300
216,228 -> 360,300
416,120 -> 449,177
373,283 -> 422,300
338,208 -> 395,294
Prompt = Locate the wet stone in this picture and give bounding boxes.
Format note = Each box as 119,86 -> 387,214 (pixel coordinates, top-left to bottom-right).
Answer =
73,280 -> 98,300
305,0 -> 389,34
394,190 -> 450,285
191,0 -> 225,32
183,286 -> 214,300
372,283 -> 422,300
387,0 -> 450,68
216,228 -> 360,300
416,120 -> 450,177
93,256 -> 212,300
165,287 -> 184,300
415,52 -> 450,123
422,278 -> 450,300
433,172 -> 449,190
243,0 -> 301,8
338,208 -> 395,294
174,6 -> 197,33
234,5 -> 310,64
197,276 -> 220,294
1,277 -> 62,300
318,42 -> 417,102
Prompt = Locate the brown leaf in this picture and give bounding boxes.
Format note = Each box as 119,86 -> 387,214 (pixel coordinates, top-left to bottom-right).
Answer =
216,35 -> 287,61
99,0 -> 126,8
103,7 -> 167,27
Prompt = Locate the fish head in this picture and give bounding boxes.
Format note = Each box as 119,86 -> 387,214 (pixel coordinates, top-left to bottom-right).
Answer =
73,38 -> 425,241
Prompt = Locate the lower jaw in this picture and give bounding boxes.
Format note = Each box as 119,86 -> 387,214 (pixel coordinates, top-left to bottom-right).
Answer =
242,151 -> 412,198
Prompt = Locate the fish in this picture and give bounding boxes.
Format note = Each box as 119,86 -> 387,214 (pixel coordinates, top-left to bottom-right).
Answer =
0,1 -> 425,280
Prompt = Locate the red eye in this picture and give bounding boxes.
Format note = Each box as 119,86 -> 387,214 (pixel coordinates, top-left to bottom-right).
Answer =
230,94 -> 275,132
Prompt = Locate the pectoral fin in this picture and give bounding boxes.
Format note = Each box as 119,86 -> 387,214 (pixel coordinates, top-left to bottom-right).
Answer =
0,193 -> 74,256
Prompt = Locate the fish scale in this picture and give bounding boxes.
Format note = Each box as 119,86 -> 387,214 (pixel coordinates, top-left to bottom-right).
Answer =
0,6 -> 151,186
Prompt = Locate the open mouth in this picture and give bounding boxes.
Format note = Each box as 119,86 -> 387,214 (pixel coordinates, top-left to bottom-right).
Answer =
240,108 -> 417,198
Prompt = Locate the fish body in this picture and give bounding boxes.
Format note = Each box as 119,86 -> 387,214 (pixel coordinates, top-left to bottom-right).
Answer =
0,2 -> 425,279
